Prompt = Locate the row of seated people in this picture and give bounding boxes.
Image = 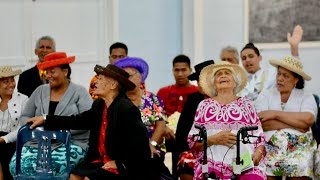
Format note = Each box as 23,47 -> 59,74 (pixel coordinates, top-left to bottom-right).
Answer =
1,24 -> 320,179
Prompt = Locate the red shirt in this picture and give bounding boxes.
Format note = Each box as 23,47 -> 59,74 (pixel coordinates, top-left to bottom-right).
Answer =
157,84 -> 198,116
92,105 -> 118,174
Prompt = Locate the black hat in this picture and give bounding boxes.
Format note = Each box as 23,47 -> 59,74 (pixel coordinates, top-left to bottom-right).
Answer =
188,60 -> 215,81
94,64 -> 136,91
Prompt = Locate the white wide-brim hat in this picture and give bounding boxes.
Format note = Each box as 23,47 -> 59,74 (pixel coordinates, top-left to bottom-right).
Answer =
199,61 -> 247,97
269,56 -> 311,81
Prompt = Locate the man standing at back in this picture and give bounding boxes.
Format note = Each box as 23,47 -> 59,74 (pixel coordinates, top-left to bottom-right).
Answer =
157,55 -> 198,117
157,54 -> 198,180
89,42 -> 128,99
17,36 -> 55,97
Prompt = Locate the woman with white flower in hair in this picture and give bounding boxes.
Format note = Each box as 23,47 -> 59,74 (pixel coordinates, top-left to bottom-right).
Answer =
188,61 -> 266,180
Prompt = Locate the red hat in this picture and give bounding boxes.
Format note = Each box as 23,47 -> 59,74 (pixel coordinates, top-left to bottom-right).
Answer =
37,52 -> 75,70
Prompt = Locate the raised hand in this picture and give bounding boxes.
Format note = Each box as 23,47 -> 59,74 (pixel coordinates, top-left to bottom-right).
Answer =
287,25 -> 303,46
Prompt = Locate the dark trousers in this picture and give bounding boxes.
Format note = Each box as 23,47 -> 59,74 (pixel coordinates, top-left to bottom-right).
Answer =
0,132 -> 16,180
166,139 -> 178,180
150,155 -> 172,180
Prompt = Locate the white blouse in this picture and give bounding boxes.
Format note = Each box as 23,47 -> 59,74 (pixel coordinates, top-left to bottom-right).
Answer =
255,88 -> 318,140
0,109 -> 11,133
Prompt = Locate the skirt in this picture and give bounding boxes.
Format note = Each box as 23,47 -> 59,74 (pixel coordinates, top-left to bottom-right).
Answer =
265,130 -> 316,177
9,143 -> 86,176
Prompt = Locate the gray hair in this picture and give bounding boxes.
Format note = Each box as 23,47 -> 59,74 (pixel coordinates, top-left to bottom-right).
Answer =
35,36 -> 56,51
220,46 -> 239,63
210,69 -> 241,96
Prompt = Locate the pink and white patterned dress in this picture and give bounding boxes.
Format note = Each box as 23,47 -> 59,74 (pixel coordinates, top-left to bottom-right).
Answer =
188,97 -> 266,180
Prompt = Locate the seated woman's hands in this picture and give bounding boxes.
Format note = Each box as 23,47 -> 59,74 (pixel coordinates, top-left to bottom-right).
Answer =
27,116 -> 46,129
252,146 -> 264,166
208,129 -> 236,148
102,160 -> 118,174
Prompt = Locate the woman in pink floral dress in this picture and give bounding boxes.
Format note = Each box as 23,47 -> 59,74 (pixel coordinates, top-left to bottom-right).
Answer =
188,61 -> 266,180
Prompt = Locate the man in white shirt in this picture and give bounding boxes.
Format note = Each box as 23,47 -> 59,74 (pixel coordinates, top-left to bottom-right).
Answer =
239,25 -> 303,101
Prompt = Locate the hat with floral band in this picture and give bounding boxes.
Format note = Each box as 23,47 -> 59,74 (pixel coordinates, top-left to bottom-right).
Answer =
269,56 -> 311,81
199,61 -> 247,97
37,52 -> 75,70
0,66 -> 22,78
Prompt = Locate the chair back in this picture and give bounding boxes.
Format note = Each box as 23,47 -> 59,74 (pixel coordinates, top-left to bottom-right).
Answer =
15,124 -> 71,180
312,94 -> 320,144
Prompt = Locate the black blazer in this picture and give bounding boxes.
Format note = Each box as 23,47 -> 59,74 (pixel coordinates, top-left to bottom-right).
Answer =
45,93 -> 151,179
17,66 -> 43,97
175,92 -> 206,154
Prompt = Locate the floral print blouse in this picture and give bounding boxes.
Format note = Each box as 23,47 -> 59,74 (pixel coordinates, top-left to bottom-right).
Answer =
139,91 -> 167,155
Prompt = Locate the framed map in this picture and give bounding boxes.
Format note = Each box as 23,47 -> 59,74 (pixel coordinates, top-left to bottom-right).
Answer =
244,0 -> 320,48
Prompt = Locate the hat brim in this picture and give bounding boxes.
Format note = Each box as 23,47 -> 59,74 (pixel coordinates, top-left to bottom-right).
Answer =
188,72 -> 199,81
269,59 -> 311,81
199,62 -> 247,97
37,56 -> 75,70
0,69 -> 22,79
94,65 -> 136,91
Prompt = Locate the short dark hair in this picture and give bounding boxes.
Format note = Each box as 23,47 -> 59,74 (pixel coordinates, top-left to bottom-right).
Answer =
293,72 -> 305,89
60,64 -> 72,80
109,42 -> 128,55
172,54 -> 191,67
241,43 -> 260,56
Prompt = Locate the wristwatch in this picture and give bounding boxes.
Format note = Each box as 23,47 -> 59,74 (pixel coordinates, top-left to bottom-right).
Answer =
150,140 -> 158,147
42,114 -> 47,121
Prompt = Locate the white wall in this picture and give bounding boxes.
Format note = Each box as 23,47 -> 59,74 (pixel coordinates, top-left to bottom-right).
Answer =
118,0 -> 182,93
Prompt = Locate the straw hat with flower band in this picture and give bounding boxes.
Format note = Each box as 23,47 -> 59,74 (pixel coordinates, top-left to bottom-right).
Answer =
199,61 -> 247,98
0,66 -> 22,79
37,52 -> 75,70
269,56 -> 311,81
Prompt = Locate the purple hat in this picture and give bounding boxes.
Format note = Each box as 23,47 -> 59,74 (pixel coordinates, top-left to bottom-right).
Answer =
114,57 -> 149,83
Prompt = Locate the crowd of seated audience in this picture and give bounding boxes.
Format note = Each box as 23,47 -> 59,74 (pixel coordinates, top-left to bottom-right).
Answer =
0,24 -> 319,180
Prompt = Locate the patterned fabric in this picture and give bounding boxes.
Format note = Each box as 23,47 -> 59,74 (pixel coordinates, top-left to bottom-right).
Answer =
265,130 -> 316,177
10,144 -> 86,176
139,91 -> 167,156
255,88 -> 318,177
89,75 -> 99,100
157,84 -> 198,116
188,97 -> 266,180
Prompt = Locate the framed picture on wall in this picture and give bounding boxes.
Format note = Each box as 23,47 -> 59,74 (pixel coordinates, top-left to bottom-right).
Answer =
244,0 -> 320,49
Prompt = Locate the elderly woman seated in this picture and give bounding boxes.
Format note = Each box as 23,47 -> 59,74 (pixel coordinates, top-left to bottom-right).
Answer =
255,56 -> 317,180
188,61 -> 266,180
28,64 -> 152,180
114,57 -> 172,179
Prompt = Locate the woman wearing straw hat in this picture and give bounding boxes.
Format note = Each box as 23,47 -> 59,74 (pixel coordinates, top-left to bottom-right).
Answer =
188,61 -> 266,180
27,64 -> 152,180
0,66 -> 28,180
255,56 -> 317,179
114,57 -> 172,179
9,52 -> 93,177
